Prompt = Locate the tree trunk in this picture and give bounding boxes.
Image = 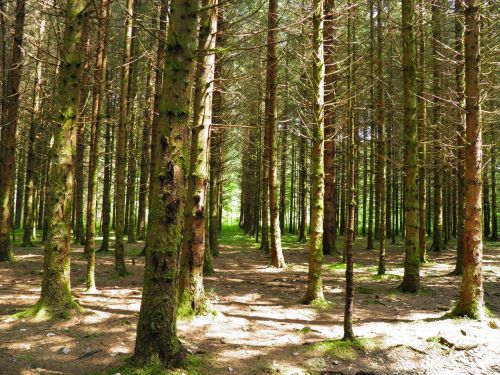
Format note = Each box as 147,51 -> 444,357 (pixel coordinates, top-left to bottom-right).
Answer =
454,0 -> 484,319
85,0 -> 110,291
19,0 -> 89,318
323,0 -> 336,256
417,0 -> 427,263
452,1 -> 465,275
0,0 -> 26,261
430,0 -> 443,252
133,0 -> 199,365
114,0 -> 135,275
304,0 -> 325,304
343,0 -> 356,340
22,19 -> 46,247
376,0 -> 386,276
400,0 -> 420,293
266,0 -> 285,268
178,0 -> 218,314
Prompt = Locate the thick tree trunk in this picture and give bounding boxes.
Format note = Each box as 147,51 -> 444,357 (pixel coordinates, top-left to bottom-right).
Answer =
19,0 -> 89,318
454,0 -> 485,319
0,0 -> 26,261
133,0 -> 199,365
454,0 -> 484,319
400,0 -> 420,293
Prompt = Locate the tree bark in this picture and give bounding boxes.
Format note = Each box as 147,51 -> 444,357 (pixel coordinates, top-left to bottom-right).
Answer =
454,0 -> 484,320
178,0 -> 218,314
133,0 -> 199,365
85,0 -> 110,291
304,0 -> 325,304
20,0 -> 89,317
114,0 -> 135,275
400,0 -> 420,293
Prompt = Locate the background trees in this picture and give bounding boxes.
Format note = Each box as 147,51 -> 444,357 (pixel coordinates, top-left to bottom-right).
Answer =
0,0 -> 496,367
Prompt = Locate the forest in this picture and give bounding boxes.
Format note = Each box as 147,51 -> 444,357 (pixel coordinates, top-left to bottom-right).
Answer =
0,0 -> 498,374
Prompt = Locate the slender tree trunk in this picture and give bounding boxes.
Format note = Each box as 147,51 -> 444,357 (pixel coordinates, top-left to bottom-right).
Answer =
491,136 -> 498,241
367,135 -> 374,250
0,0 -> 26,261
265,0 -> 285,268
20,0 -> 89,318
209,9 -> 224,257
453,0 -> 465,274
178,0 -> 218,314
137,72 -> 153,240
22,19 -> 46,247
376,0 -> 386,276
298,133 -> 307,242
430,0 -> 443,252
400,0 -> 420,293
304,0 -> 325,304
343,0 -> 356,340
114,0 -> 135,275
454,0 -> 484,319
417,0 -> 427,263
133,0 -> 199,365
323,0 -> 336,256
85,0 -> 110,291
14,147 -> 25,230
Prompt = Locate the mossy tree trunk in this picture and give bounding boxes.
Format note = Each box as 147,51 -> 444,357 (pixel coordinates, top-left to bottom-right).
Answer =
0,0 -> 26,262
133,0 -> 199,366
400,0 -> 420,293
454,0 -> 484,320
179,0 -> 218,314
85,0 -> 109,291
23,0 -> 89,318
304,0 -> 325,304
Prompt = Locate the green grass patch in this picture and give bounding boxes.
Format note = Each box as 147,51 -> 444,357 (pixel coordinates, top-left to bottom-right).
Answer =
102,354 -> 208,375
295,326 -> 314,334
327,262 -> 361,271
310,338 -> 380,360
370,273 -> 401,281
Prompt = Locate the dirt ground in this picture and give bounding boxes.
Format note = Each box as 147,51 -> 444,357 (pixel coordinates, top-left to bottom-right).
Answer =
0,228 -> 499,375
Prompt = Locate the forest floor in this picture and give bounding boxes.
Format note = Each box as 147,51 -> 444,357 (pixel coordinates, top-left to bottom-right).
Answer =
0,227 -> 499,375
